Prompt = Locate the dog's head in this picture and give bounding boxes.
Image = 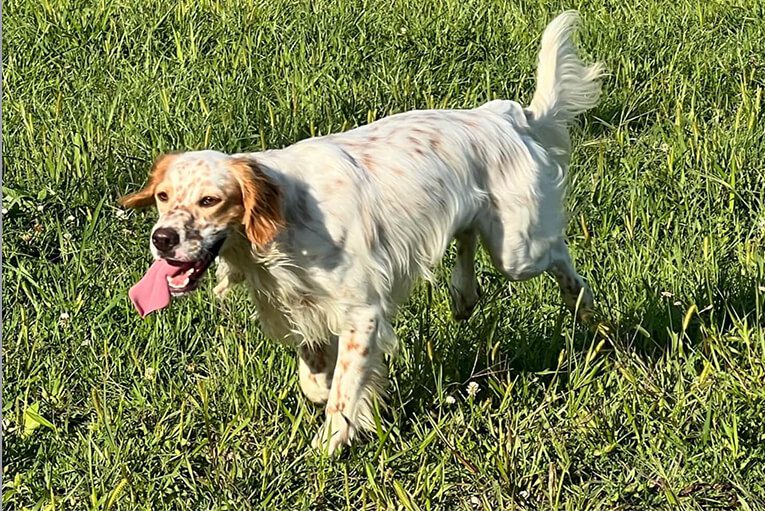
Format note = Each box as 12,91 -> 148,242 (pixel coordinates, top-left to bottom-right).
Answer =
120,151 -> 283,295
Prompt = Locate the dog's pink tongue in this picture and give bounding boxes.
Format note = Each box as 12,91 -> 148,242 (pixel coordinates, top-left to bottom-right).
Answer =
128,260 -> 176,318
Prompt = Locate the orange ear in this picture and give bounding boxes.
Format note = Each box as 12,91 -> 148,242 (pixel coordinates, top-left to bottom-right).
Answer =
119,154 -> 176,208
230,158 -> 284,246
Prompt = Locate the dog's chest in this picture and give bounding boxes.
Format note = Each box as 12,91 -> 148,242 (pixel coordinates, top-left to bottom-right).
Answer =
223,255 -> 342,347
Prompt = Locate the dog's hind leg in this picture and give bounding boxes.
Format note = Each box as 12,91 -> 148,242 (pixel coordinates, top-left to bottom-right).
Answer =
448,230 -> 481,320
547,240 -> 594,322
478,211 -> 593,321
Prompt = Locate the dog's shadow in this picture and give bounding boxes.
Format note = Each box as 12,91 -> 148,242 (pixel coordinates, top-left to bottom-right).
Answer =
390,259 -> 763,431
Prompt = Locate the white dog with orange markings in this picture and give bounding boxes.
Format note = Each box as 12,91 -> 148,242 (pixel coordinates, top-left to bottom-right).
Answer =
121,11 -> 603,454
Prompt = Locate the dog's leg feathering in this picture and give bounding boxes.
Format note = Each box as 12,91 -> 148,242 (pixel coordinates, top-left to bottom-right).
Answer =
298,339 -> 338,405
312,306 -> 388,455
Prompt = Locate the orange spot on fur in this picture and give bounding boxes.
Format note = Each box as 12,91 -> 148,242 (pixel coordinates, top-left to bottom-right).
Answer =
361,155 -> 375,172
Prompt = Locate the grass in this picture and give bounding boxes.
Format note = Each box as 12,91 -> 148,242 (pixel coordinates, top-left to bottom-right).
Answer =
4,0 -> 765,509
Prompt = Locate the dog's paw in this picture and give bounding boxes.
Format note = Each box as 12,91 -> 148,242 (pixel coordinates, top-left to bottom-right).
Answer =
448,283 -> 480,321
311,411 -> 356,456
213,279 -> 230,299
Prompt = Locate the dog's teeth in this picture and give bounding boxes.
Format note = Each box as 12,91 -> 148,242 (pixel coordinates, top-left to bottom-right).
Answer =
167,276 -> 190,289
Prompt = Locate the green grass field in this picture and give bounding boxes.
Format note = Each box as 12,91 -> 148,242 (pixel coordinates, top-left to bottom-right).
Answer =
4,0 -> 765,509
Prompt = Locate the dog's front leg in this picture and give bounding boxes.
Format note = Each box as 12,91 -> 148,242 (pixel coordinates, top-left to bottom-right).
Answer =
298,338 -> 338,405
311,306 -> 386,455
213,259 -> 244,298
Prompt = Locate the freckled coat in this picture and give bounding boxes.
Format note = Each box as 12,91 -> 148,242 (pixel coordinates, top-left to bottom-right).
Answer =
125,11 -> 603,455
218,100 -> 563,348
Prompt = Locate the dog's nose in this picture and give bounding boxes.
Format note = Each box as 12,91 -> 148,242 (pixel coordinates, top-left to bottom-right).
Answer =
152,228 -> 180,253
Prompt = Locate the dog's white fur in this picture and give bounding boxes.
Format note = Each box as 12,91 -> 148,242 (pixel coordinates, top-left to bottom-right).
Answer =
130,11 -> 603,454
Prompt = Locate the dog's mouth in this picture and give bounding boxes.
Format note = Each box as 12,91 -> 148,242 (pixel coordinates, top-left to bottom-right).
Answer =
164,237 -> 226,296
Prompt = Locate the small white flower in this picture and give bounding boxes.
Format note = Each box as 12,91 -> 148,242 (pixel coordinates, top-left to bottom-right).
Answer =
399,27 -> 408,35
659,143 -> 670,153
144,367 -> 156,381
59,312 -> 70,327
37,205 -> 45,212
660,291 -> 673,298
115,209 -> 128,219
65,215 -> 75,222
1,208 -> 7,215
759,285 -> 765,293
445,395 -> 456,405
470,496 -> 481,507
466,381 -> 479,398
519,490 -> 529,499
63,232 -> 72,241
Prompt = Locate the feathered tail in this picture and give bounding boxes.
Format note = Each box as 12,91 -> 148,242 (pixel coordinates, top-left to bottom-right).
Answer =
528,11 -> 604,123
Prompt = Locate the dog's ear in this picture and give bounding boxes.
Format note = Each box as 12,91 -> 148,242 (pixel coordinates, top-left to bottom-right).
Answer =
230,158 -> 284,247
119,154 -> 176,208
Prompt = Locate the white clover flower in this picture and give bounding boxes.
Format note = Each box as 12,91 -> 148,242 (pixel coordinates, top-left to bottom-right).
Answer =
144,367 -> 156,381
466,381 -> 479,398
470,496 -> 481,507
659,143 -> 670,153
445,395 -> 456,405
115,209 -> 128,219
37,205 -> 45,212
59,312 -> 70,327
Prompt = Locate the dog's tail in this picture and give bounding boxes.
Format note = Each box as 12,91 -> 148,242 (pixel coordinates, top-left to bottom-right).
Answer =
528,11 -> 604,124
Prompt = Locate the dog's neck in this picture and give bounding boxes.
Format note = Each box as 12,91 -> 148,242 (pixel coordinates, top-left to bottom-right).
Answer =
216,224 -> 339,346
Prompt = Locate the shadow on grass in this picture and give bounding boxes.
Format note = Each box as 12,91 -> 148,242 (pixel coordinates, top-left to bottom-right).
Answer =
391,264 -> 763,429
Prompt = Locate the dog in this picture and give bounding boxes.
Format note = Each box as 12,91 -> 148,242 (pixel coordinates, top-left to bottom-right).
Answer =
120,11 -> 603,454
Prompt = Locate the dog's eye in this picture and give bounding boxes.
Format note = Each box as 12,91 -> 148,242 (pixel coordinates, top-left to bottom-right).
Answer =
156,191 -> 169,202
199,196 -> 221,208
